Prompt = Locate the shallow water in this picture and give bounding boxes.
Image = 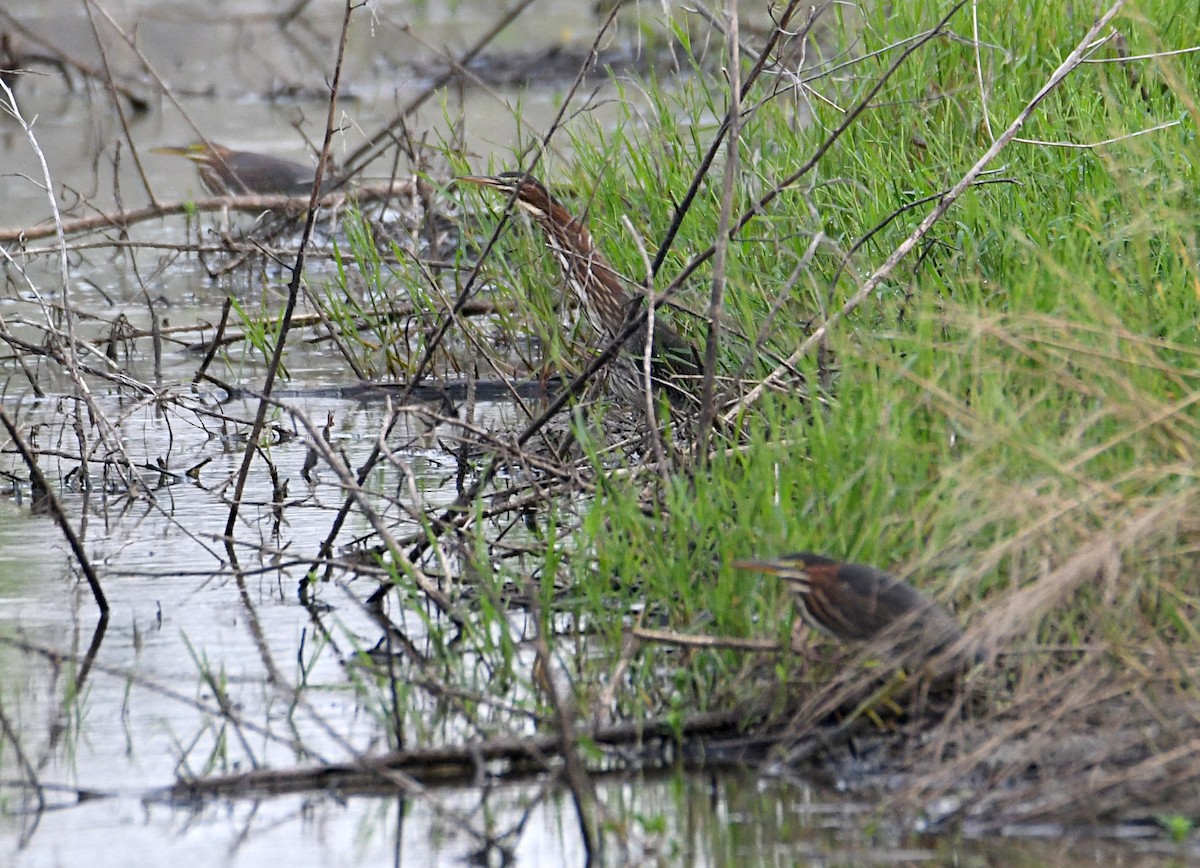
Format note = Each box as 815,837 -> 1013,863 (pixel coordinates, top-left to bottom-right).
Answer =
0,1 -> 1190,866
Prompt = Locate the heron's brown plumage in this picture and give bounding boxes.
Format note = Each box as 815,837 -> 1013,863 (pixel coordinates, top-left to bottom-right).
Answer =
736,552 -> 966,661
457,172 -> 701,405
153,143 -> 314,196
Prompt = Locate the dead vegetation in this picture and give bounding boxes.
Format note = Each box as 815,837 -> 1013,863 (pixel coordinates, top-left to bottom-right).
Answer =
1,0 -> 1198,862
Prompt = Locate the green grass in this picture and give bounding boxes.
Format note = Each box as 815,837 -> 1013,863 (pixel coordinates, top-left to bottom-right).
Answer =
329,1 -> 1200,779
449,0 -> 1200,712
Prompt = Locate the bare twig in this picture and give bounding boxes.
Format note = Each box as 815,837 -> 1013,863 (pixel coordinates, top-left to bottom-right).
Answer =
223,0 -> 355,538
0,9 -> 149,110
527,580 -> 602,862
696,0 -> 742,455
722,0 -> 1128,424
0,185 -> 412,242
0,404 -> 106,612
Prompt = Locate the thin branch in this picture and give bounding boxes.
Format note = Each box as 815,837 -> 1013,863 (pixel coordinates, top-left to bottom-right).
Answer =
0,404 -> 106,613
696,0 -> 742,454
1013,118 -> 1179,148
723,0 -> 1128,423
223,0 -> 356,539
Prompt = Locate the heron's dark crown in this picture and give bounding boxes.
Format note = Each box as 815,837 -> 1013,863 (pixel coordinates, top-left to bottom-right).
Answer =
778,552 -> 841,569
496,172 -> 551,205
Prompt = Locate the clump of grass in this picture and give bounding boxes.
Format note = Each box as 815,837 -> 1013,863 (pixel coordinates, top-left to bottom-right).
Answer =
428,0 -> 1200,828
295,0 -> 1200,836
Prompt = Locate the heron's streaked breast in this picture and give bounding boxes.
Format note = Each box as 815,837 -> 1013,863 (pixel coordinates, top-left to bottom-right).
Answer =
517,200 -> 548,219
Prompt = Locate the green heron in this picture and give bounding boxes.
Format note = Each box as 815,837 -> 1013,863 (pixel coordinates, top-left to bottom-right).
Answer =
736,552 -> 967,664
152,142 -> 315,196
456,172 -> 701,408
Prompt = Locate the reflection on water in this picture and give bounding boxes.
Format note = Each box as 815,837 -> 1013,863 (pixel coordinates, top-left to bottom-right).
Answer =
3,764 -> 1171,867
0,0 -> 610,247
0,2 -> 1189,866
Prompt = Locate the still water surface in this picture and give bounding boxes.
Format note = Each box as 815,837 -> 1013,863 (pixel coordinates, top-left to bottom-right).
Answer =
0,1 -> 1184,865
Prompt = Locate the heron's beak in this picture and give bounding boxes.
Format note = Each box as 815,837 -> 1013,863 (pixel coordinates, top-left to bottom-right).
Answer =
454,175 -> 498,189
732,559 -> 786,576
151,145 -> 205,162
